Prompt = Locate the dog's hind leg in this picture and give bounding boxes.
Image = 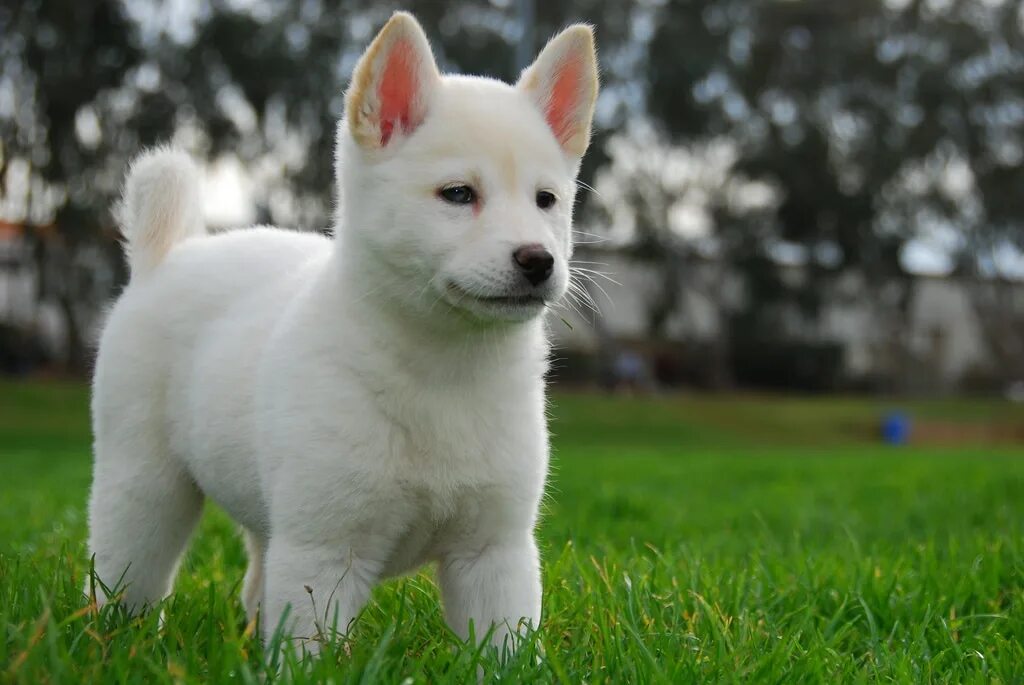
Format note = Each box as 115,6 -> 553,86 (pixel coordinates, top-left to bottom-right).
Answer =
242,529 -> 266,622
86,435 -> 203,612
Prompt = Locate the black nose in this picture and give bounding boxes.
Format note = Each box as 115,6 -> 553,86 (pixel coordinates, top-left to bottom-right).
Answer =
513,244 -> 554,286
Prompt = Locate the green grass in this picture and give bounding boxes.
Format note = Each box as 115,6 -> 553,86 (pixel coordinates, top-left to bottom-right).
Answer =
1,381 -> 1023,683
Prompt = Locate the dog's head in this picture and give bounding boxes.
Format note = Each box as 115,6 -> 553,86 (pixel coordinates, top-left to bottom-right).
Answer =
335,12 -> 598,325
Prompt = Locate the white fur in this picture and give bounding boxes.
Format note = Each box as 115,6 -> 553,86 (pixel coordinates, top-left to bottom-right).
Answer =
87,13 -> 598,656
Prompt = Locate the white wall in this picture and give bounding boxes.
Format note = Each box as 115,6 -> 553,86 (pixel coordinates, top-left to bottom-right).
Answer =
549,248 -> 1013,384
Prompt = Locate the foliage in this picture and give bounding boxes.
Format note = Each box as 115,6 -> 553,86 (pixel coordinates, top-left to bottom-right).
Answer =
615,0 -> 1024,384
0,1 -> 630,370
2,0 -> 1023,380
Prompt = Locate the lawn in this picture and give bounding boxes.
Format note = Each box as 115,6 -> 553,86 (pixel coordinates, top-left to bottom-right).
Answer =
1,381 -> 1022,683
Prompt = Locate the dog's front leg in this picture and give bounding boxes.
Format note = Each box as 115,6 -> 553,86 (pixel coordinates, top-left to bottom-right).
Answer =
439,533 -> 542,655
262,538 -> 378,657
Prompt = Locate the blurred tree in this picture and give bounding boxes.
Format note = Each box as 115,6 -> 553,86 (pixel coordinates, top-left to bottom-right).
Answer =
4,0 -> 1021,384
0,0 -> 631,372
594,125 -> 777,388
1,1 -> 146,370
645,0 -> 1024,389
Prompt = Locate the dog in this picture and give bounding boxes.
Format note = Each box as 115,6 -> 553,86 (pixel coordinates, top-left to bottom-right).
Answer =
87,11 -> 598,656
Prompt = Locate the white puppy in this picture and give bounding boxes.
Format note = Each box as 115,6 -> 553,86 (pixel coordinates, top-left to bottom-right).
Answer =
87,12 -> 598,655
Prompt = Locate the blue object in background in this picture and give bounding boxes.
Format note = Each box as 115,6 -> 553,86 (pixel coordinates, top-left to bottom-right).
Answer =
881,411 -> 911,445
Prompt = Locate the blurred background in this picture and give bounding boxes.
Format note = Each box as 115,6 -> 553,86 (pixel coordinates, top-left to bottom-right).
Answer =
2,6 -> 1023,677
2,0 -> 1024,401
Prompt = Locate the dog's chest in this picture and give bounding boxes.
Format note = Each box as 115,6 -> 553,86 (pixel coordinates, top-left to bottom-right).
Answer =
382,380 -> 536,481
378,483 -> 485,576
369,385 -> 544,575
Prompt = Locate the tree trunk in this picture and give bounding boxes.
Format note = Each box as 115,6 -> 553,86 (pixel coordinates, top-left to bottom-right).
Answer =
57,290 -> 88,375
709,308 -> 735,391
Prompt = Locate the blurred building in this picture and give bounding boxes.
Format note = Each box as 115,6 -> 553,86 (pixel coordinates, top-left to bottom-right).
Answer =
0,221 -> 113,375
550,246 -> 1024,394
0,221 -> 65,373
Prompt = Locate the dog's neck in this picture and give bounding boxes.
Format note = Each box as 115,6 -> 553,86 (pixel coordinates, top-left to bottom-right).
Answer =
324,239 -> 550,388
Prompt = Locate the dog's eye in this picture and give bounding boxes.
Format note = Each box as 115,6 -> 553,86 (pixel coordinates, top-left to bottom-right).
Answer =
439,184 -> 476,205
536,190 -> 556,210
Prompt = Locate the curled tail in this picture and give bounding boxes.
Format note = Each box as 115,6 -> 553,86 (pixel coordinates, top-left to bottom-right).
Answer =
116,147 -> 205,278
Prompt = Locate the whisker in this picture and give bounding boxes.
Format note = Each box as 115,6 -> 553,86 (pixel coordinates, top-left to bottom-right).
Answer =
566,277 -> 600,316
571,267 -> 621,287
569,257 -> 613,272
568,275 -> 599,305
555,293 -> 590,322
564,276 -> 595,309
571,271 -> 614,307
566,286 -> 597,316
575,179 -> 602,198
571,229 -> 610,246
572,230 -> 609,240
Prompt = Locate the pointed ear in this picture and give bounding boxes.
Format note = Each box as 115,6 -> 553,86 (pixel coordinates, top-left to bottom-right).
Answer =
345,12 -> 440,149
517,25 -> 599,158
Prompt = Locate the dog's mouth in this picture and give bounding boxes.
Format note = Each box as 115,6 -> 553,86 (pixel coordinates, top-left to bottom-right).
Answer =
442,282 -> 547,320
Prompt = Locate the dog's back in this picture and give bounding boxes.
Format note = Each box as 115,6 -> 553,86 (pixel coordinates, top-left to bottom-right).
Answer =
92,152 -> 331,550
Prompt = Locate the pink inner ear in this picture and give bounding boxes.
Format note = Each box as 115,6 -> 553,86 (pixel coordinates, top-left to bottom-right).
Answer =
378,39 -> 419,146
545,57 -> 582,147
